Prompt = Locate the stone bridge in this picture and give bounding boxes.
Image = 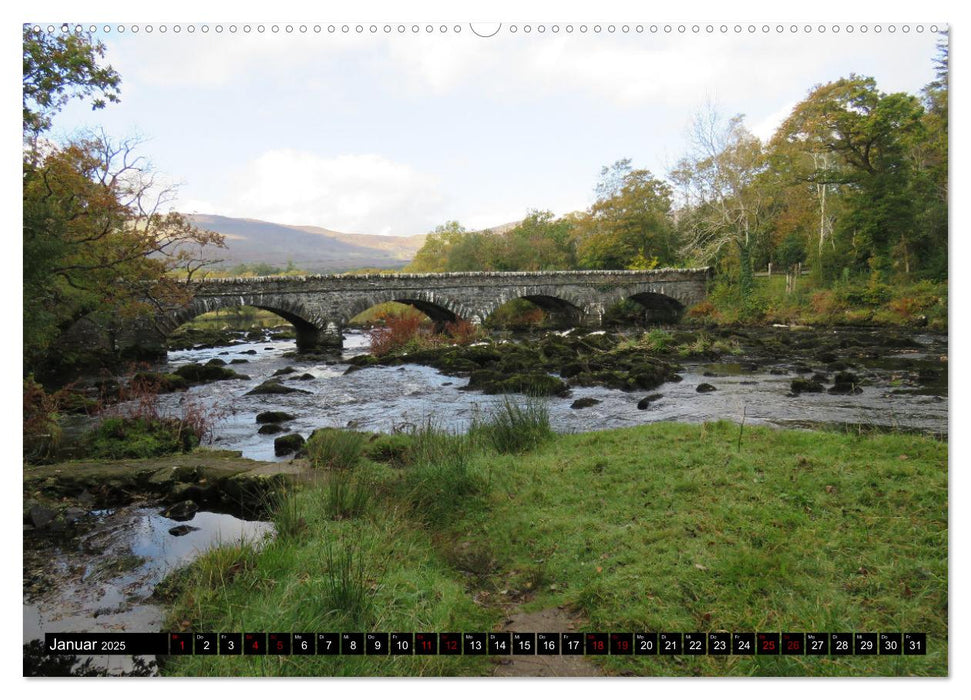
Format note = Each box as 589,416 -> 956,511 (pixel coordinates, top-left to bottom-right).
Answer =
150,268 -> 710,353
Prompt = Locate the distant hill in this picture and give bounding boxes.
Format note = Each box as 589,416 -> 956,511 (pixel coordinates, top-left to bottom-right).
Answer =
184,214 -> 428,273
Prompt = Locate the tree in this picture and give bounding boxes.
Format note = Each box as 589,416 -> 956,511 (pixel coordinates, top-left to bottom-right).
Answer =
23,27 -> 223,374
23,133 -> 225,369
574,161 -> 676,269
910,34 -> 949,279
771,75 -> 926,278
406,221 -> 468,272
499,210 -> 576,271
670,108 -> 775,294
23,25 -> 121,137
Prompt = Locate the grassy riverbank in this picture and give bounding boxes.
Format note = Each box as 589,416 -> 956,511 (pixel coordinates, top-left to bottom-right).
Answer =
159,419 -> 947,677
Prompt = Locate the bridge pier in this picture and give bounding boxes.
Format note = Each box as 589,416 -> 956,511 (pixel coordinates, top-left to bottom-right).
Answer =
579,305 -> 605,329
295,321 -> 343,353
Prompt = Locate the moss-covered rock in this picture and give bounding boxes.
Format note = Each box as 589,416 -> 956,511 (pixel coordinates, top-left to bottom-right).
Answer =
274,433 -> 306,456
80,417 -> 200,459
246,380 -> 311,395
256,411 -> 296,424
362,432 -> 416,467
174,363 -> 249,384
465,370 -> 568,396
791,378 -> 824,394
829,371 -> 864,395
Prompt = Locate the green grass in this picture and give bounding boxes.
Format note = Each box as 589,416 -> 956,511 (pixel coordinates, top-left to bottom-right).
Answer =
160,421 -> 947,677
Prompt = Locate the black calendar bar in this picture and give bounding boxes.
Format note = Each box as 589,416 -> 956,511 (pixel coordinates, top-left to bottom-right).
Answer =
40,632 -> 927,656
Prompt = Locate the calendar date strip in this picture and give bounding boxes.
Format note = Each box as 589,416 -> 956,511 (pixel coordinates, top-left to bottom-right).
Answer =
45,632 -> 927,656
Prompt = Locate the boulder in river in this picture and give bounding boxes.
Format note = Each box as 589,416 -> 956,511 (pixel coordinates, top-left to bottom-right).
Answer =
28,505 -> 57,529
256,411 -> 296,424
570,398 -> 601,410
637,393 -> 663,410
275,433 -> 306,456
258,424 -> 286,435
174,363 -> 248,384
696,383 -> 717,393
246,380 -> 311,396
273,366 -> 296,376
790,378 -> 824,394
829,371 -> 864,395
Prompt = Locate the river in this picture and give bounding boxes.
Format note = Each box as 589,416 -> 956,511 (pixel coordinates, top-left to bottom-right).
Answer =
157,327 -> 947,461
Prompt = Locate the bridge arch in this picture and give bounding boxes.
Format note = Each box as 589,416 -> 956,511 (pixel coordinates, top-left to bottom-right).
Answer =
481,290 -> 586,328
162,295 -> 328,350
342,290 -> 469,327
602,285 -> 688,324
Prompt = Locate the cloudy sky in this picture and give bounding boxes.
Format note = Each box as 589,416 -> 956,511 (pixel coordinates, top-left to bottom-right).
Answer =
44,18 -> 944,237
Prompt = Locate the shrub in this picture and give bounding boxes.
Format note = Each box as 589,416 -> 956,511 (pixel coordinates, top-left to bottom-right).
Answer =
367,313 -> 432,356
305,428 -> 366,470
362,432 -> 415,466
23,377 -> 63,462
444,319 -> 486,345
267,488 -> 306,541
641,328 -> 674,353
685,300 -> 718,321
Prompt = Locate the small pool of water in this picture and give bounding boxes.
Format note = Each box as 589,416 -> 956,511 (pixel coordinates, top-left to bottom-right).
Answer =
23,505 -> 273,676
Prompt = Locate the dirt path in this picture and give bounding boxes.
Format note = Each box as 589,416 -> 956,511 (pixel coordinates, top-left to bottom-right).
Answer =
491,608 -> 604,677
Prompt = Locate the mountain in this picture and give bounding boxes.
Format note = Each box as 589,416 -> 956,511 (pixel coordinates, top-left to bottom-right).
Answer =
184,214 -> 427,273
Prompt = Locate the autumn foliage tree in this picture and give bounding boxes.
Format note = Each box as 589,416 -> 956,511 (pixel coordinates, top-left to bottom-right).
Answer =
22,26 -> 224,376
771,75 -> 927,280
573,160 -> 676,270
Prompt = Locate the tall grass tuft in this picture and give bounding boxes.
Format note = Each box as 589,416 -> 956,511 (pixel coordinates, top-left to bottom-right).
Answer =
324,534 -> 370,624
267,488 -> 306,541
305,428 -> 366,470
324,467 -> 371,520
475,395 -> 553,454
404,421 -> 481,524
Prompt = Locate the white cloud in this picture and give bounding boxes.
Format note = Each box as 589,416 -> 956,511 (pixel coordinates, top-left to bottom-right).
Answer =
215,150 -> 447,235
750,100 -> 798,143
